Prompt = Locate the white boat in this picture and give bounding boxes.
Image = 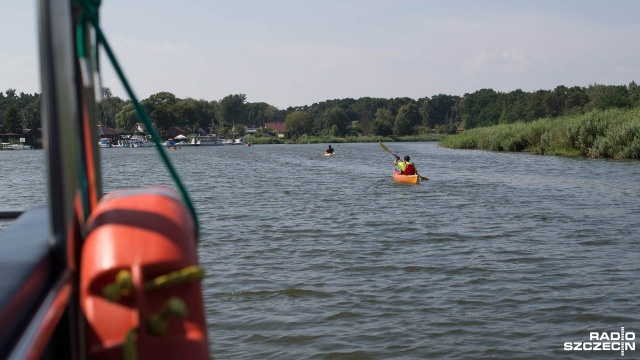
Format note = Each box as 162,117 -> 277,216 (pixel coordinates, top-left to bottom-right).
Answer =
98,138 -> 112,148
223,122 -> 244,145
191,136 -> 222,146
11,144 -> 34,150
222,138 -> 244,145
130,140 -> 152,147
130,135 -> 153,147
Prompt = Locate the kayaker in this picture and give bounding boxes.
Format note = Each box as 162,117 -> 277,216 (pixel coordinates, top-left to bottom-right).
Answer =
325,144 -> 334,154
394,155 -> 417,175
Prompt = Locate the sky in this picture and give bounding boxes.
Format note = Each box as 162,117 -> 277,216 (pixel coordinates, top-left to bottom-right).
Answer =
1,0 -> 640,109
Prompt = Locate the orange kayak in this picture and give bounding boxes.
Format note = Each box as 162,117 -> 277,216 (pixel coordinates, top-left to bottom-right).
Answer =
393,171 -> 419,184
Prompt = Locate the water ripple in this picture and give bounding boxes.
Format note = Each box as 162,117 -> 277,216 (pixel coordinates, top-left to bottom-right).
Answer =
3,144 -> 639,359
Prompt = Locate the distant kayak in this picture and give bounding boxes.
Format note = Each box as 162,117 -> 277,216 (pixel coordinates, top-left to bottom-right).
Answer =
393,171 -> 419,184
324,152 -> 334,156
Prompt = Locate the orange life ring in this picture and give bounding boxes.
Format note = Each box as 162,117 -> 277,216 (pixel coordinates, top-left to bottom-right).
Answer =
80,186 -> 210,359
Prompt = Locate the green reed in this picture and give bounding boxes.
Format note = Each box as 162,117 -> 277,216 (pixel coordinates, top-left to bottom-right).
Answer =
441,107 -> 640,159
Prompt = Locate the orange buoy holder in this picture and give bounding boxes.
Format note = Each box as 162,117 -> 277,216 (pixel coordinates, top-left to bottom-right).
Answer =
80,187 -> 210,359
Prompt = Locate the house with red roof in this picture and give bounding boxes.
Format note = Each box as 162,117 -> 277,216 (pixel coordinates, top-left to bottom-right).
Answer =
263,122 -> 289,138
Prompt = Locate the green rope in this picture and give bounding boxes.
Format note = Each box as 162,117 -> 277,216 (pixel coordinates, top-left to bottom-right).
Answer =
72,0 -> 200,240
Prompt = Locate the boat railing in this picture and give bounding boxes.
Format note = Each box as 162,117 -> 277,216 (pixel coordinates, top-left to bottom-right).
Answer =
0,206 -> 72,359
0,210 -> 23,220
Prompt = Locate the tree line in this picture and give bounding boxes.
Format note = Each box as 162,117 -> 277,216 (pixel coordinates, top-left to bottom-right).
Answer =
2,81 -> 639,140
0,89 -> 40,134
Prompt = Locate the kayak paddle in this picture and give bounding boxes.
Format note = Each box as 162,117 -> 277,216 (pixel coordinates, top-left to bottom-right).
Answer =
379,141 -> 399,159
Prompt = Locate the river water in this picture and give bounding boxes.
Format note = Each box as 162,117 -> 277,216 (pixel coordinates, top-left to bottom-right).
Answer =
1,142 -> 639,359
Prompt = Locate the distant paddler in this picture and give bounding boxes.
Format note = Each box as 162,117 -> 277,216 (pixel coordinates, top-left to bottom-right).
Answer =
325,144 -> 335,156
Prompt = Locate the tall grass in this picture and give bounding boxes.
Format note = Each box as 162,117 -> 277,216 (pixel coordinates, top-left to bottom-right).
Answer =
440,107 -> 640,159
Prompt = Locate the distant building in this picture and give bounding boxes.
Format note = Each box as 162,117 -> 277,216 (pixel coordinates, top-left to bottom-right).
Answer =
263,122 -> 289,139
166,127 -> 190,139
0,131 -> 21,143
97,123 -> 120,140
21,128 -> 42,147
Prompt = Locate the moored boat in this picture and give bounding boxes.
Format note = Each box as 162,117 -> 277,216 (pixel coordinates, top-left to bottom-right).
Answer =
130,135 -> 153,147
98,138 -> 112,148
191,136 -> 222,146
393,171 -> 419,184
222,138 -> 244,145
4,144 -> 34,150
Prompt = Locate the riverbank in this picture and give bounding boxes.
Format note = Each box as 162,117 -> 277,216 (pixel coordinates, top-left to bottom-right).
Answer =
440,107 -> 640,159
242,133 -> 446,145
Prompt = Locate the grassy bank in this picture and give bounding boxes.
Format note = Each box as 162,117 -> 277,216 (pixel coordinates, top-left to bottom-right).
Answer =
243,133 -> 446,145
440,107 -> 640,159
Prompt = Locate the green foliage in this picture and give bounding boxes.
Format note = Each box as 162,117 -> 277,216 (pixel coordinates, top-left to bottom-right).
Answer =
3,79 -> 640,144
385,97 -> 415,115
98,87 -> 126,128
423,94 -> 461,127
585,84 -> 631,110
564,86 -> 590,112
525,90 -> 549,121
629,81 -> 640,107
371,118 -> 393,136
233,124 -> 246,137
115,103 -> 138,131
0,90 -> 39,133
393,103 -> 421,136
245,102 -> 276,126
441,107 -> 640,159
3,105 -> 21,133
285,111 -> 314,137
346,123 -> 362,136
21,98 -> 41,130
242,134 -> 283,144
433,123 -> 458,134
461,88 -> 502,128
142,91 -> 179,131
346,97 -> 385,134
543,86 -> 567,118
169,98 -> 216,132
323,106 -> 349,136
257,133 -> 445,144
219,94 -> 246,128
